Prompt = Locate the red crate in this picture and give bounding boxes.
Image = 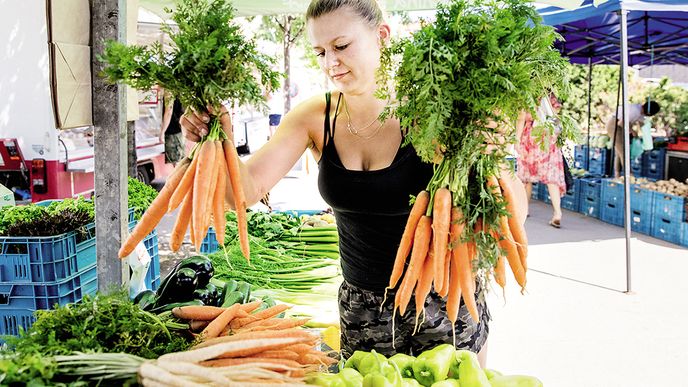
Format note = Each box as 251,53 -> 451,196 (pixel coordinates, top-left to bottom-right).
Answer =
668,137 -> 688,152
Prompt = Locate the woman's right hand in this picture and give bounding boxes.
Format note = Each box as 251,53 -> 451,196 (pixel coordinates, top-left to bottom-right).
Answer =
180,106 -> 233,142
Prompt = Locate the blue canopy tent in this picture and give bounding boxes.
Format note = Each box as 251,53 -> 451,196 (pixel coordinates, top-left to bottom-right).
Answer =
538,0 -> 688,292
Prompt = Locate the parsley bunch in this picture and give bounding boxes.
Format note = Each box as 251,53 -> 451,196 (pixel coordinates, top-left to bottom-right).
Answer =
378,0 -> 570,272
100,0 -> 280,120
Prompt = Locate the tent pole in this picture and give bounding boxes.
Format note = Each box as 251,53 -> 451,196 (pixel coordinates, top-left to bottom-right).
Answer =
619,9 -> 632,294
586,57 -> 592,167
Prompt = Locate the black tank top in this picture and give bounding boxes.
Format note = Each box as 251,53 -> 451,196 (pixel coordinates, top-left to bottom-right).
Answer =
318,92 -> 434,291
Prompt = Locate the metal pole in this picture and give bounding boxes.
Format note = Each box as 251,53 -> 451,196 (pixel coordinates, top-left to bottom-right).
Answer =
91,0 -> 130,289
619,10 -> 632,293
586,57 -> 592,167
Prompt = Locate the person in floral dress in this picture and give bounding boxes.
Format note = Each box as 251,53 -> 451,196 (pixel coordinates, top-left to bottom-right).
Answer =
517,94 -> 566,228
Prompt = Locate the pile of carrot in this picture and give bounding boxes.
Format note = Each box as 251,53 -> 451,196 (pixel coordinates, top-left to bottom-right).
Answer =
162,301 -> 335,381
387,175 -> 528,343
118,114 -> 249,260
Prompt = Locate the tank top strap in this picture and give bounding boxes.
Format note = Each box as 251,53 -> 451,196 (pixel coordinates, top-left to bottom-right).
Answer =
323,92 -> 342,147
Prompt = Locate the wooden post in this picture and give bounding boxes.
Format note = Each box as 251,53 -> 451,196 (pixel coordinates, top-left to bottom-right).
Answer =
91,0 -> 129,290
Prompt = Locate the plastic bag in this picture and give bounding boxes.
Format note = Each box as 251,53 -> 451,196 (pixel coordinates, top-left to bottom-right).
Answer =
128,241 -> 151,297
630,137 -> 644,160
641,117 -> 654,151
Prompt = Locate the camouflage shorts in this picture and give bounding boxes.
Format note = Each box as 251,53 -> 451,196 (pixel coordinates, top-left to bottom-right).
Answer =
164,132 -> 185,164
338,280 -> 490,358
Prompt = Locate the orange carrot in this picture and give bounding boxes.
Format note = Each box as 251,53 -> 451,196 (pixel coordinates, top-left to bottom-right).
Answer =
239,300 -> 263,313
446,252 -> 463,347
118,159 -> 190,258
189,320 -> 210,331
168,156 -> 198,212
235,318 -> 310,333
192,329 -> 317,350
451,208 -> 479,323
198,141 -> 222,246
212,157 -> 228,246
223,139 -> 250,261
201,357 -> 304,369
494,255 -> 506,289
169,188 -> 193,252
250,304 -> 291,321
413,248 -> 435,329
192,141 -> 216,250
397,216 -> 433,316
438,249 -> 451,298
498,177 -> 528,269
201,303 -> 240,340
252,349 -> 300,361
498,216 -> 526,290
172,305 -> 226,321
432,188 -> 452,292
389,190 -> 430,289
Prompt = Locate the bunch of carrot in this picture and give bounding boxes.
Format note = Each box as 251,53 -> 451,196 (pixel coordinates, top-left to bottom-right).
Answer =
387,175 -> 527,342
118,115 -> 250,260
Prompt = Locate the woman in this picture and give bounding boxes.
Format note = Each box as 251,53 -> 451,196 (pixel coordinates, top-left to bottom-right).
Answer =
516,93 -> 566,228
181,0 -> 526,365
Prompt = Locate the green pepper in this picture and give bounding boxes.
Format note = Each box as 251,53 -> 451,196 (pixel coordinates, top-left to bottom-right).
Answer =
305,373 -> 346,387
222,290 -> 245,307
389,353 -> 416,379
488,375 -> 543,387
237,281 -> 251,303
344,350 -> 369,371
453,350 -> 490,387
412,344 -> 456,386
178,255 -> 214,287
358,352 -> 393,376
484,369 -> 502,380
402,378 -> 423,387
363,372 -> 397,387
149,299 -> 204,314
337,367 -> 364,387
430,380 -> 461,387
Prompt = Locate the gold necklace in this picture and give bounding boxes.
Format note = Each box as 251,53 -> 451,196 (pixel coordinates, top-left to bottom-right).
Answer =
343,95 -> 386,140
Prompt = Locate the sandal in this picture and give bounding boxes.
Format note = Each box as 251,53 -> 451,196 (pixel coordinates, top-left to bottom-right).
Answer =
549,219 -> 561,229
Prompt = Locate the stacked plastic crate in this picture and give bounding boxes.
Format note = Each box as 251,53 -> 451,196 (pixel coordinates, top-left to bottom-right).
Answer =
0,225 -> 98,337
588,147 -> 610,176
579,178 -> 603,218
599,180 -> 624,226
574,145 -> 588,170
641,148 -> 666,180
650,191 -> 686,245
561,178 -> 581,212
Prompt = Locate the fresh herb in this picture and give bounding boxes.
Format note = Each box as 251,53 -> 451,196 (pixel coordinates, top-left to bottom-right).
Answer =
377,0 -> 570,271
127,176 -> 158,220
0,197 -> 94,238
100,0 -> 280,119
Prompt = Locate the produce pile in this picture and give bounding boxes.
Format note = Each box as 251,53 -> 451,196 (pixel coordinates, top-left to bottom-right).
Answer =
103,0 -> 280,260
208,211 -> 341,295
377,0 -> 569,334
616,177 -> 688,197
307,346 -> 542,387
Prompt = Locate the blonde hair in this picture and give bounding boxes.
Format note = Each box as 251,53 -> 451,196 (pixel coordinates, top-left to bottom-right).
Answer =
306,0 -> 384,28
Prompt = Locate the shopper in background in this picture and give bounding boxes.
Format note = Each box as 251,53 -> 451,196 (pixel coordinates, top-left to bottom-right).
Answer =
605,101 -> 660,177
180,0 -> 527,365
160,93 -> 186,167
517,94 -> 566,228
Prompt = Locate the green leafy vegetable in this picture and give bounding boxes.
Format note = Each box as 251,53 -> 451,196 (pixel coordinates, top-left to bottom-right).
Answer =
127,177 -> 158,220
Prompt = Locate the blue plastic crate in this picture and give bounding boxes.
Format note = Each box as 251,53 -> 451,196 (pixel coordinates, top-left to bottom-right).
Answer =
0,264 -> 98,337
650,217 -> 683,245
630,156 -> 643,176
561,179 -> 581,212
601,179 -> 624,207
580,195 -> 600,218
630,209 -> 651,234
0,224 -> 96,284
630,186 -> 654,213
641,149 -> 666,179
580,178 -> 602,200
681,222 -> 688,248
652,192 -> 686,223
540,183 -> 551,204
588,147 -> 610,176
599,200 -> 624,227
574,145 -> 589,169
201,227 -> 219,254
530,182 -> 542,200
127,220 -> 160,291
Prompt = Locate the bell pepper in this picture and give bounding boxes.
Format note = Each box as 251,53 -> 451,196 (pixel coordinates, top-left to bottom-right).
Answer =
484,369 -> 502,380
412,344 -> 456,386
338,367 -> 364,387
488,375 -> 543,387
344,350 -> 370,371
389,353 -> 416,379
454,350 -> 490,387
430,380 -> 461,387
305,373 -> 347,387
357,352 -> 393,376
402,378 -> 423,387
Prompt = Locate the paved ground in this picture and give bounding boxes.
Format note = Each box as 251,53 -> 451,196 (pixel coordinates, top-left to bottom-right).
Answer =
156,171 -> 688,386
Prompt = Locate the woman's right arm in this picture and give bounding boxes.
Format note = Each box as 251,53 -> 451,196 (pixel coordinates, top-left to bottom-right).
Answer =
180,98 -> 320,208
